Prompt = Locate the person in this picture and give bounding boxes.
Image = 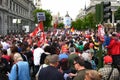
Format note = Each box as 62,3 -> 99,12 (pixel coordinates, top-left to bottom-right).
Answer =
59,58 -> 73,80
106,32 -> 120,72
98,55 -> 119,80
72,56 -> 88,80
84,70 -> 102,80
33,45 -> 44,75
38,54 -> 64,80
8,53 -> 31,80
40,45 -> 51,65
68,49 -> 79,71
36,55 -> 50,80
0,49 -> 9,80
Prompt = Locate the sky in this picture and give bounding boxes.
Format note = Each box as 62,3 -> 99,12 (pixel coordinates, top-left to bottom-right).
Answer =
41,0 -> 90,20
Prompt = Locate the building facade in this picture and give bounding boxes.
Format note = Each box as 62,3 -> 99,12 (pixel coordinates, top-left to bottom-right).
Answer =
86,0 -> 120,14
33,0 -> 42,9
0,0 -> 36,35
77,0 -> 120,19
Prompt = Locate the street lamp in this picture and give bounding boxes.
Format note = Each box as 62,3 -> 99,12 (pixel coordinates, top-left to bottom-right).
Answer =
111,8 -> 117,32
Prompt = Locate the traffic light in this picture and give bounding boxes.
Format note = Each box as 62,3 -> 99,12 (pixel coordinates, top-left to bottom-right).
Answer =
102,1 -> 112,22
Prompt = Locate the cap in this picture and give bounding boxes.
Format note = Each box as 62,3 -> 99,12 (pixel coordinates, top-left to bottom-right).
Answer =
104,55 -> 112,64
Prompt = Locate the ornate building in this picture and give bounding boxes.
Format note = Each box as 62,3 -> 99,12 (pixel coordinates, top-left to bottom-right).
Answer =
77,0 -> 120,19
33,0 -> 42,9
86,0 -> 120,14
0,0 -> 36,35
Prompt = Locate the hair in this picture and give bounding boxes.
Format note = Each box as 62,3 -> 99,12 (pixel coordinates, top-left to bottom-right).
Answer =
44,55 -> 51,65
85,70 -> 102,80
33,45 -> 38,49
59,58 -> 69,71
13,53 -> 23,62
74,56 -> 85,67
11,45 -> 18,53
44,46 -> 52,53
48,54 -> 59,64
83,43 -> 90,51
0,43 -> 3,49
2,49 -> 7,55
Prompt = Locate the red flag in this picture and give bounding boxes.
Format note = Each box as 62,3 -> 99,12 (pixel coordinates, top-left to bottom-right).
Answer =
38,32 -> 47,47
53,23 -> 58,28
29,21 -> 44,37
71,27 -> 75,32
38,21 -> 44,31
29,27 -> 39,37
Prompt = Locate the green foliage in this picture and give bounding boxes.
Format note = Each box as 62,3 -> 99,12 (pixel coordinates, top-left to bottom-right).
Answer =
71,19 -> 83,30
33,9 -> 52,30
72,13 -> 96,30
85,13 -> 97,28
115,7 -> 120,21
58,23 -> 64,28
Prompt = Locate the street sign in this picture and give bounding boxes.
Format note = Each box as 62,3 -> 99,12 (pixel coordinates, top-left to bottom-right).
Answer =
37,12 -> 46,22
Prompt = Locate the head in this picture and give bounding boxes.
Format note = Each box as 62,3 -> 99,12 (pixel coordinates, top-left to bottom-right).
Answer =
59,58 -> 69,70
11,45 -> 18,54
85,70 -> 102,80
44,45 -> 52,53
13,53 -> 23,63
48,54 -> 59,67
81,52 -> 90,61
103,55 -> 112,65
73,56 -> 85,70
44,55 -> 51,65
1,49 -> 7,55
112,32 -> 118,39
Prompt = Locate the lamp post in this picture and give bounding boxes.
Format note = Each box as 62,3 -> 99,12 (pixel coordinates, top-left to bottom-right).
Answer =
111,8 -> 117,32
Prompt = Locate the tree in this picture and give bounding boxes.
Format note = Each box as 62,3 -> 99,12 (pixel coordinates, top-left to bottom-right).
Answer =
33,9 -> 52,30
72,13 -> 96,30
115,7 -> 120,21
57,23 -> 64,28
86,13 -> 97,29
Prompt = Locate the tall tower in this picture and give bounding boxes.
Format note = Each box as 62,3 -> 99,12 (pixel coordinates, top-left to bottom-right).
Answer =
64,11 -> 72,28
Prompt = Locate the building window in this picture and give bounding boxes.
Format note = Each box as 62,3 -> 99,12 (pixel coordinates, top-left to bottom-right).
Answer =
10,0 -> 12,10
13,3 -> 15,11
5,0 -> 8,6
0,0 -> 2,5
16,5 -> 17,13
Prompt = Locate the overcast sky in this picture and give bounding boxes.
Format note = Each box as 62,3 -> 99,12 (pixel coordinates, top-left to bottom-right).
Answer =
41,0 -> 90,20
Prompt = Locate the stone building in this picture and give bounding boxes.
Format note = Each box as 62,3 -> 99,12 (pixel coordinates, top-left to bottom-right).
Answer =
86,0 -> 120,14
0,0 -> 36,35
33,0 -> 42,9
77,0 -> 120,19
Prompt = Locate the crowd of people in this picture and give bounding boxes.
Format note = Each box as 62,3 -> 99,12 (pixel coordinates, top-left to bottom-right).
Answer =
0,28 -> 120,80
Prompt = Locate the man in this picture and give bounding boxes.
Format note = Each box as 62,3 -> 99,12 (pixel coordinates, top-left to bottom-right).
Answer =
8,53 -> 31,80
72,56 -> 88,80
106,32 -> 120,72
33,45 -> 44,75
98,55 -> 119,80
38,54 -> 64,80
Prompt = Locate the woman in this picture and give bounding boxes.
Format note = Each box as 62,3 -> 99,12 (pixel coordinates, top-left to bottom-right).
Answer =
8,53 -> 31,80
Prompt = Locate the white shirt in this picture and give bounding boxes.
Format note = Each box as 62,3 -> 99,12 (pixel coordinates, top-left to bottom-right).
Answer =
33,47 -> 44,65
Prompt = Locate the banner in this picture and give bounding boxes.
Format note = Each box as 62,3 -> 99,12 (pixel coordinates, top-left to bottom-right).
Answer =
29,22 -> 44,37
98,24 -> 105,42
